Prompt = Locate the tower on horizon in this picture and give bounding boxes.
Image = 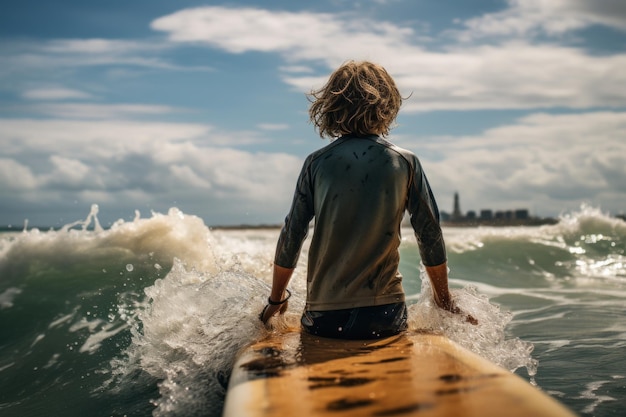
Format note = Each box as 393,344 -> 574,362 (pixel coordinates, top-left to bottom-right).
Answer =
452,192 -> 462,221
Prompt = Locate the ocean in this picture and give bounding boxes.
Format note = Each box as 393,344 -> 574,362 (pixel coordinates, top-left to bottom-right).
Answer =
0,205 -> 624,417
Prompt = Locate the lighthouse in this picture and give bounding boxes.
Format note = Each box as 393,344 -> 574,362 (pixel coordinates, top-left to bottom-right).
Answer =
452,192 -> 462,221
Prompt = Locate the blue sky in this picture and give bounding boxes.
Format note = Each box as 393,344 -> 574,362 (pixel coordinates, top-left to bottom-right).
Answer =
1,0 -> 625,227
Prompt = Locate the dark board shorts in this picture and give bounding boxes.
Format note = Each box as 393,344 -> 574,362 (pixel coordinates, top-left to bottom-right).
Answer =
301,302 -> 408,340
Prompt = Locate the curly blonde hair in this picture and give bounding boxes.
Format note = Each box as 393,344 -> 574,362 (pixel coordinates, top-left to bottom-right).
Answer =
308,61 -> 403,139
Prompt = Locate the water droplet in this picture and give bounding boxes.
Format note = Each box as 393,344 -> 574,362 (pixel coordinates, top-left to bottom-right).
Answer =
126,264 -> 134,272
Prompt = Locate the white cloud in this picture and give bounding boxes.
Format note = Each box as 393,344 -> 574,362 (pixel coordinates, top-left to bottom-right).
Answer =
150,6 -> 626,111
0,158 -> 38,190
0,39 -> 167,75
400,111 -> 626,216
457,0 -> 626,40
279,65 -> 315,74
0,117 -> 303,222
44,155 -> 92,187
0,119 -> 211,158
169,165 -> 212,189
22,87 -> 92,101
151,6 -> 416,70
3,6 -> 625,114
0,38 -> 212,81
151,7 -> 342,53
3,110 -> 623,223
20,103 -> 183,120
43,39 -> 152,55
257,123 -> 289,131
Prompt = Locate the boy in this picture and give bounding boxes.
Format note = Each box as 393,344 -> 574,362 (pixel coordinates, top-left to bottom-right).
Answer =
261,61 -> 473,339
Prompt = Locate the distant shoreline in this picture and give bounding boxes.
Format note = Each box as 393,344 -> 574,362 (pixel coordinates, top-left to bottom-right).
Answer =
1,214 -> 624,233
441,217 -> 560,228
209,224 -> 282,230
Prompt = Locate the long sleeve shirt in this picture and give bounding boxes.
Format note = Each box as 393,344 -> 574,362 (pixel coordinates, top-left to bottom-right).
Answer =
274,134 -> 446,311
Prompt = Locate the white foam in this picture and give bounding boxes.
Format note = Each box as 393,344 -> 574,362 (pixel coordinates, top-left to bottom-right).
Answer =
0,362 -> 15,373
534,339 -> 571,353
578,380 -> 617,414
103,223 -> 307,416
0,287 -> 22,309
30,333 -> 46,349
408,268 -> 538,377
49,312 -> 76,329
111,260 -> 296,417
79,322 -> 129,354
0,207 -> 219,280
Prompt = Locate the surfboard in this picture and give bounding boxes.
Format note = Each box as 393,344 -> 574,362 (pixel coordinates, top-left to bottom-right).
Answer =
222,329 -> 577,417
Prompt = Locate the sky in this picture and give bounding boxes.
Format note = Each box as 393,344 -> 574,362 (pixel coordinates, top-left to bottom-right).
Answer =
1,0 -> 625,227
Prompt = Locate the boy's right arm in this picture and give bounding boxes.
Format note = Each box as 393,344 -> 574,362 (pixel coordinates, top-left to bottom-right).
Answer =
425,262 -> 478,325
424,262 -> 453,309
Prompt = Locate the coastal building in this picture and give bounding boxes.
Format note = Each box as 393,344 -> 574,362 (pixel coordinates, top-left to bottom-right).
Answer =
441,193 -> 556,226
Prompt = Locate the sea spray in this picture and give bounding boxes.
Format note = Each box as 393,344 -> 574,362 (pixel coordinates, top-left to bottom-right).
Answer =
109,261 -> 267,416
408,269 -> 538,379
106,225 -> 307,417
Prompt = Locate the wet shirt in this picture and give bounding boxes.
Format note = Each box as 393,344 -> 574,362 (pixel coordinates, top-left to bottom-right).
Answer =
274,135 -> 446,311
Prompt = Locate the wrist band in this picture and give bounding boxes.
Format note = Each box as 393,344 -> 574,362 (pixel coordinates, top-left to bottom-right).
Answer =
268,289 -> 291,305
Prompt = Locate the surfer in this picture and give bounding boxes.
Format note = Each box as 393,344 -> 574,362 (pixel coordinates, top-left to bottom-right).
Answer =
261,60 -> 476,338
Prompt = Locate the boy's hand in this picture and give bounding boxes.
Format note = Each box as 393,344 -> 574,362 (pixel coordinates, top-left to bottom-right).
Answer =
444,302 -> 478,325
260,301 -> 288,324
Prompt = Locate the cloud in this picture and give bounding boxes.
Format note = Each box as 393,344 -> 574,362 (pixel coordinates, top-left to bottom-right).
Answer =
151,6 -> 413,64
3,109 -> 624,225
0,38 -> 212,83
457,0 -> 626,40
152,7 -> 342,54
19,103 -> 184,120
0,158 -> 38,190
257,123 -> 289,131
150,6 -> 626,111
22,87 -> 93,101
0,119 -> 211,158
169,165 -> 212,189
0,117 -> 303,224
0,39 -> 166,75
400,111 -> 626,215
3,6 -> 625,114
279,65 -> 315,74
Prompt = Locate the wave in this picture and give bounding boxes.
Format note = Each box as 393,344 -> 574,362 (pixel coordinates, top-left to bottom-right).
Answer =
443,205 -> 626,283
0,204 -> 623,416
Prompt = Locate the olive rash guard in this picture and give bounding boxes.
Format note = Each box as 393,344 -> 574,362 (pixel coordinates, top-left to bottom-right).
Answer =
274,134 -> 446,311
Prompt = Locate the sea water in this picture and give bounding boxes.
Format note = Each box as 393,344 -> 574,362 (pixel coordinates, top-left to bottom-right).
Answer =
0,206 -> 624,417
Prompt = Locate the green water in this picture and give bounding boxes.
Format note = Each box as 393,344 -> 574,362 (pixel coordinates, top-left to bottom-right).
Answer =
0,207 -> 624,416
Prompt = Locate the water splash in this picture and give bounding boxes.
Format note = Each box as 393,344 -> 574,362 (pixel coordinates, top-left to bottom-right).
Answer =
59,203 -> 103,232
408,266 -> 538,379
108,260 -> 269,416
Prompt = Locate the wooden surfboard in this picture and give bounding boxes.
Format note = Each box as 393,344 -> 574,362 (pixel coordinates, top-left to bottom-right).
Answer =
222,329 -> 577,417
